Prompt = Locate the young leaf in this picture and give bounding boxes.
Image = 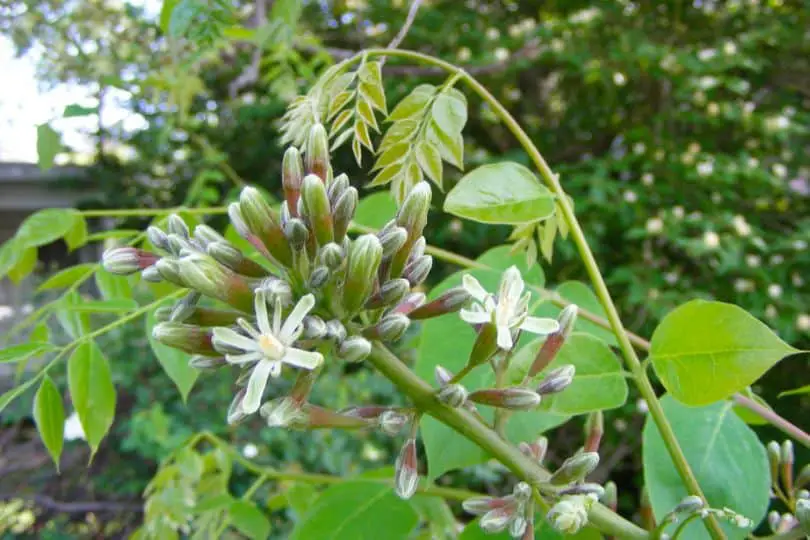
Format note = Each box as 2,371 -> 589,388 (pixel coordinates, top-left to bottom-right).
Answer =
428,122 -> 463,169
330,109 -> 354,136
369,163 -> 404,187
36,123 -> 61,170
327,91 -> 354,120
228,500 -> 271,540
146,308 -> 198,402
56,291 -> 91,339
444,162 -> 555,225
68,341 -> 116,458
64,214 -> 88,251
0,342 -> 55,363
37,263 -> 95,292
388,84 -> 436,121
379,118 -> 420,151
415,140 -> 443,189
33,376 -> 65,471
16,208 -> 78,248
0,376 -> 39,415
0,239 -> 20,280
7,246 -> 37,284
372,142 -> 410,172
651,300 -> 798,406
357,99 -> 379,132
431,89 -> 467,137
354,120 -> 373,151
289,480 -> 418,540
358,81 -> 386,114
643,396 -> 770,539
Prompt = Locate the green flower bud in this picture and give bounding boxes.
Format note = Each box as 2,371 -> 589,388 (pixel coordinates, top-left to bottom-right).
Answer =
767,441 -> 781,483
407,237 -> 426,263
601,481 -> 617,511
394,438 -> 419,500
530,304 -> 578,376
227,388 -> 249,425
327,173 -> 350,207
366,313 -> 410,342
283,146 -> 304,215
396,181 -> 431,241
239,187 -> 293,267
283,218 -> 309,252
468,387 -> 541,410
797,464 -> 810,489
379,226 -> 408,258
318,242 -> 344,270
509,515 -> 528,539
308,266 -> 330,289
343,234 -> 383,314
536,364 -> 576,395
301,315 -> 327,339
207,241 -> 266,278
326,319 -> 347,343
170,291 -> 201,322
366,278 -> 410,309
189,355 -> 227,370
176,255 -> 254,312
301,174 -> 334,246
392,292 -> 426,315
402,255 -> 432,286
338,336 -> 372,363
379,410 -> 410,436
147,226 -> 169,251
141,266 -> 162,282
436,383 -> 468,408
796,499 -> 810,535
167,214 -> 190,238
332,186 -> 357,244
152,322 -> 218,356
102,247 -> 158,275
550,452 -> 600,485
166,233 -> 191,256
193,224 -> 226,247
155,258 -> 183,285
409,286 -> 471,320
768,511 -> 782,533
305,123 -> 330,181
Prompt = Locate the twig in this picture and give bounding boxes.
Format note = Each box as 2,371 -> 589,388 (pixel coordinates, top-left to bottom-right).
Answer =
228,0 -> 269,98
732,394 -> 810,448
0,493 -> 142,514
386,0 -> 423,51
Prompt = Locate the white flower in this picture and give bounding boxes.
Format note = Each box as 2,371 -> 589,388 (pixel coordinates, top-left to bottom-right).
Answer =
623,190 -> 638,203
642,173 -> 655,186
772,163 -> 787,178
745,255 -> 760,268
213,291 -> 323,416
64,412 -> 86,441
732,215 -> 751,237
768,284 -> 782,299
612,72 -> 627,86
703,231 -> 720,249
460,266 -> 559,350
796,314 -> 810,332
723,41 -> 738,55
547,495 -> 592,535
697,161 -> 714,177
646,217 -> 664,234
698,48 -> 717,61
242,443 -> 259,459
673,206 -> 685,219
494,48 -> 509,62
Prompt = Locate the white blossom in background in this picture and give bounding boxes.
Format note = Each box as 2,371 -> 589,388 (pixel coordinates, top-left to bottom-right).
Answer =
697,161 -> 714,177
0,306 -> 13,322
772,163 -> 787,178
646,217 -> 664,234
698,48 -> 717,61
796,314 -> 810,332
745,255 -> 761,268
212,291 -> 323,416
732,215 -> 751,237
242,443 -> 259,459
612,72 -> 627,86
673,206 -> 685,219
642,173 -> 655,186
703,231 -> 720,249
723,41 -> 738,55
64,412 -> 86,441
457,47 -> 471,62
623,190 -> 638,203
734,279 -> 754,293
461,267 -> 559,350
767,284 -> 782,299
494,48 -> 509,62
765,305 -> 778,319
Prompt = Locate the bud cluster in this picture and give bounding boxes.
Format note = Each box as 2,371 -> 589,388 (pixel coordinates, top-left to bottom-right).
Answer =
463,482 -> 535,539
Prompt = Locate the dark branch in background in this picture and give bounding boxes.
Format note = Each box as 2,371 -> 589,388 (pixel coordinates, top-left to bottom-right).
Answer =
385,0 -> 423,51
228,0 -> 270,98
0,493 -> 142,514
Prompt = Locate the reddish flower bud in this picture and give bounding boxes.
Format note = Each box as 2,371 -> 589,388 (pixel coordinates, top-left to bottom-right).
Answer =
394,438 -> 419,499
519,436 -> 548,464
239,187 -> 293,267
305,405 -> 374,429
332,186 -> 357,245
152,322 -> 218,356
402,255 -> 432,287
409,286 -> 471,320
366,278 -> 411,309
305,123 -> 330,181
207,241 -> 267,278
282,146 -> 304,216
529,305 -> 578,376
392,292 -> 426,315
365,313 -> 410,342
536,364 -> 576,396
379,410 -> 410,436
468,387 -> 542,410
102,247 -> 158,275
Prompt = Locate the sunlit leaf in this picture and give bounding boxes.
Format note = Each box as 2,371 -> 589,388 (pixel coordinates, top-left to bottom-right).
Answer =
228,500 -> 270,540
36,123 -> 61,171
33,376 -> 65,471
147,308 -> 198,402
37,263 -> 95,292
68,341 -> 116,458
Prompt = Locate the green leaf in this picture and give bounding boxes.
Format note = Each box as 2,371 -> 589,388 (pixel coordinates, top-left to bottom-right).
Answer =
732,391 -> 772,426
56,291 -> 91,339
17,208 -> 78,248
431,89 -> 467,137
0,343 -> 55,363
0,376 -> 39,414
147,308 -> 198,402
353,192 -> 398,229
159,0 -> 179,33
429,122 -> 464,170
444,163 -> 555,225
0,239 -> 20,280
415,140 -> 443,189
36,123 -> 61,170
643,396 -> 770,539
779,384 -> 810,398
285,483 -> 318,519
68,341 -> 116,458
410,497 -> 457,540
650,300 -> 798,406
33,376 -> 65,471
388,85 -> 435,121
8,246 -> 37,284
62,299 -> 139,313
95,269 -> 133,300
507,333 -> 628,414
64,214 -> 88,251
418,246 -> 555,478
63,104 -> 98,118
168,0 -> 195,37
37,263 -> 95,292
228,500 -> 270,540
289,480 -> 418,540
533,281 -> 618,347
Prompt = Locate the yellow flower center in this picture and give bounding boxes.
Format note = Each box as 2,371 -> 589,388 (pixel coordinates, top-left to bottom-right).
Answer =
258,333 -> 285,359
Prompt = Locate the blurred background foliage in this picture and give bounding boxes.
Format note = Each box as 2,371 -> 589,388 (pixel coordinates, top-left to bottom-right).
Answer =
0,0 -> 808,536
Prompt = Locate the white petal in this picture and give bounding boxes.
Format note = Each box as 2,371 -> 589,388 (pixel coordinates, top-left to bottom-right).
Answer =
273,297 -> 283,335
225,351 -> 263,365
280,294 -> 315,343
236,318 -> 261,339
241,360 -> 273,414
501,266 -> 524,301
496,324 -> 513,350
213,327 -> 257,352
268,360 -> 282,378
520,317 -> 560,336
460,308 -> 491,325
462,274 -> 489,302
255,289 -> 271,335
282,347 -> 324,370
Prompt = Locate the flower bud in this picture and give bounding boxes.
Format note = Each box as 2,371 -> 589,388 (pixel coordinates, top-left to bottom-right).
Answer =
189,355 -> 227,370
768,511 -> 782,533
462,497 -> 499,516
519,520 -> 534,540
170,291 -> 201,323
394,438 -> 419,500
302,315 -> 327,339
392,292 -> 426,315
550,452 -> 600,485
341,405 -> 390,420
282,146 -> 304,215
468,387 -> 541,410
513,482 -> 532,502
152,322 -> 218,356
407,237 -> 426,263
366,313 -> 410,342
602,481 -> 617,511
283,218 -> 309,252
193,224 -> 226,247
259,277 -> 293,307
469,323 -> 498,367
141,265 -> 162,282
207,241 -> 266,277
308,266 -> 330,289
154,258 -> 183,285
434,365 -> 454,386
305,405 -> 374,429
343,234 -> 383,314
781,440 -> 794,467
674,495 -> 705,514
166,233 -> 191,256
154,306 -> 173,322
379,410 -> 410,436
305,123 -> 330,181
366,278 -> 410,309
559,483 -> 606,499
436,383 -> 468,408
782,440 -> 795,493
536,364 -> 576,395
227,388 -> 249,425
509,515 -> 528,538
796,499 -> 810,535
239,187 -> 293,267
327,173 -> 350,206
584,411 -> 604,453
332,187 -> 357,244
379,226 -> 408,258
318,242 -> 344,270
529,305 -> 578,376
767,441 -> 781,483
102,247 -> 158,275
167,214 -> 190,238
147,226 -> 169,251
396,181 -> 431,241
260,396 -> 306,428
338,336 -> 372,363
176,255 -> 254,312
519,436 -> 548,463
402,255 -> 432,287
301,174 -> 334,246
326,319 -> 347,344
409,286 -> 471,320
547,496 -> 590,535
480,507 -> 515,533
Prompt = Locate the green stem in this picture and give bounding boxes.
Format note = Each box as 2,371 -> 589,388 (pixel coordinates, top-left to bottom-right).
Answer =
350,47 -> 722,539
670,514 -> 700,539
80,206 -> 229,218
367,342 -> 648,539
